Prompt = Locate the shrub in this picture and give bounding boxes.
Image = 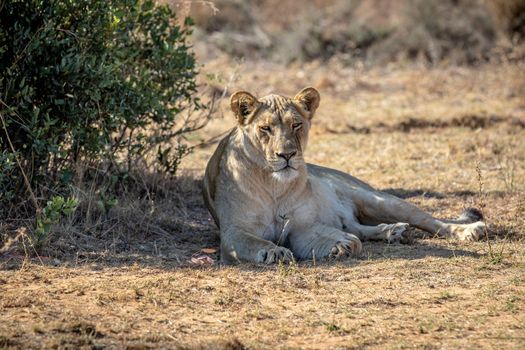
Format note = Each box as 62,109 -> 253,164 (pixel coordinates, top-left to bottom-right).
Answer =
35,196 -> 79,249
0,0 -> 204,217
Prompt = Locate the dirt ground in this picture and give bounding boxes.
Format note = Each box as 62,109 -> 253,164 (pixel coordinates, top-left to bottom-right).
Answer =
2,51 -> 525,349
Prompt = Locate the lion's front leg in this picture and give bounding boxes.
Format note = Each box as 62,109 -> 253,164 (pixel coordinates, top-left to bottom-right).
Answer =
220,226 -> 294,265
286,224 -> 362,260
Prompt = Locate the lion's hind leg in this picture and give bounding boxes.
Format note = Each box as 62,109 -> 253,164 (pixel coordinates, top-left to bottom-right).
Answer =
344,221 -> 411,243
349,189 -> 486,241
345,220 -> 486,242
446,221 -> 486,241
439,208 -> 486,240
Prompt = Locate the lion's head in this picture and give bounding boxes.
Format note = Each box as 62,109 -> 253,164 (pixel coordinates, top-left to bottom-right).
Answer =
229,87 -> 320,182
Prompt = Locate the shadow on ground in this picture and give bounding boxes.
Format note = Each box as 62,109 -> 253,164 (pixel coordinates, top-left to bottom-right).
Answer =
3,183 -> 510,271
383,188 -> 513,200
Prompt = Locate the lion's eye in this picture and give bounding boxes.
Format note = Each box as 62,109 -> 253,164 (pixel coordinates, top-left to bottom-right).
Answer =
292,123 -> 302,130
260,126 -> 271,133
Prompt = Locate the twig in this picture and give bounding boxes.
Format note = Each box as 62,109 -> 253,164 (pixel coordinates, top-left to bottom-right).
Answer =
475,160 -> 494,260
9,24 -> 47,70
0,99 -> 40,213
140,91 -> 218,157
187,128 -> 232,151
220,62 -> 243,100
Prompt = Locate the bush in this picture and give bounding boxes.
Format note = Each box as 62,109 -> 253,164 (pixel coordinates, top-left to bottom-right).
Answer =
0,0 -> 204,217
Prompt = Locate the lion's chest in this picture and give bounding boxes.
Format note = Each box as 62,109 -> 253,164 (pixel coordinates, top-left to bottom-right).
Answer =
259,177 -> 350,241
258,191 -> 335,242
259,211 -> 294,243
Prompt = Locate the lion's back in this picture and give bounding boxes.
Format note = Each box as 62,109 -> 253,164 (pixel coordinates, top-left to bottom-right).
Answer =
202,129 -> 237,229
307,163 -> 375,192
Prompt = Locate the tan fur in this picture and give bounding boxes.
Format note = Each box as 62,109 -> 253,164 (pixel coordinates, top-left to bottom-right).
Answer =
203,87 -> 486,264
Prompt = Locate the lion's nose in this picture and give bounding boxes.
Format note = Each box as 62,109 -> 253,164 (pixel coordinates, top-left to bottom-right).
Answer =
276,151 -> 297,161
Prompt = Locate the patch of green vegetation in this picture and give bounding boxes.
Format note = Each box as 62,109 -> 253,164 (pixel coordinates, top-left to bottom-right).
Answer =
34,196 -> 78,248
438,290 -> 456,301
278,259 -> 299,277
489,251 -> 505,265
324,323 -> 341,332
505,296 -> 520,313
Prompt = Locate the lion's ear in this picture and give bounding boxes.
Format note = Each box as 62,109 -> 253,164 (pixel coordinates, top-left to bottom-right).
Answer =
230,91 -> 260,125
294,87 -> 320,118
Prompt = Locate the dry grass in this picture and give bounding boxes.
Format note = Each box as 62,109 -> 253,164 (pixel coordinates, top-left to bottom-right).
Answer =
1,242 -> 524,349
2,51 -> 525,349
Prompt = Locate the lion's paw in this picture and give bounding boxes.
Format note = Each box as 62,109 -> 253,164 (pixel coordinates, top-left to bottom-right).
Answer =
454,222 -> 486,241
256,246 -> 294,264
379,223 -> 410,243
329,234 -> 362,259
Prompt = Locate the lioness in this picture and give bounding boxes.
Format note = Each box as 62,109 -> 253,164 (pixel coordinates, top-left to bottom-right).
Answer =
203,87 -> 486,264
